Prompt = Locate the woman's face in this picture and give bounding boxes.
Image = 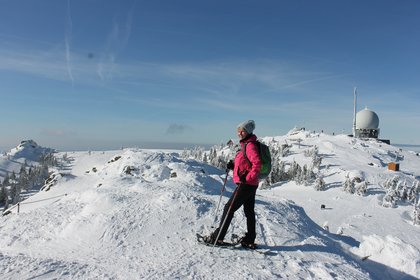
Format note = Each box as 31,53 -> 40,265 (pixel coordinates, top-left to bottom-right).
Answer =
237,128 -> 248,140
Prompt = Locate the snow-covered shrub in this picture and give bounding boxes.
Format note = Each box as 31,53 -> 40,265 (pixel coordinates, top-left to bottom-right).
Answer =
303,145 -> 323,172
0,157 -> 53,209
39,152 -> 58,167
182,139 -> 320,189
183,142 -> 240,171
0,185 -> 5,204
11,181 -> 21,204
343,176 -> 355,194
414,199 -> 420,226
380,176 -> 419,208
343,175 -> 367,195
288,160 -> 299,179
312,154 -> 322,171
295,164 -> 303,185
181,146 -> 206,161
355,181 -> 368,196
279,144 -> 291,157
1,185 -> 9,211
314,176 -> 326,191
380,175 -> 400,207
304,146 -> 318,158
305,165 -> 316,184
265,159 -> 286,187
408,180 -> 420,204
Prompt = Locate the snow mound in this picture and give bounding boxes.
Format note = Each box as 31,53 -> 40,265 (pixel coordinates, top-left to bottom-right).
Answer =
351,235 -> 420,279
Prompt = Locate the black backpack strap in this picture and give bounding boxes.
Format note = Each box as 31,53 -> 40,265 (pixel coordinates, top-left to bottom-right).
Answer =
242,141 -> 258,166
242,142 -> 250,164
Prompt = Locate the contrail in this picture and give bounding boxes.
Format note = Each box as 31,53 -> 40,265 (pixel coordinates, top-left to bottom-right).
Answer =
281,74 -> 346,89
65,0 -> 74,86
97,1 -> 135,81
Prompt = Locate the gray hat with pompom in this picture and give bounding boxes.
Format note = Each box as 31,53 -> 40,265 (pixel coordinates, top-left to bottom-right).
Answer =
237,120 -> 255,134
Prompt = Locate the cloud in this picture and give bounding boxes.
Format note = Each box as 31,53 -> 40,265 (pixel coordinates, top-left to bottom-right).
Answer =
0,48 -> 68,81
41,129 -> 75,138
161,60 -> 345,98
165,124 -> 192,135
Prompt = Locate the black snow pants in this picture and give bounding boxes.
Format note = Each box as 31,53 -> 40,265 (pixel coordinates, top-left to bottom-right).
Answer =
215,184 -> 257,243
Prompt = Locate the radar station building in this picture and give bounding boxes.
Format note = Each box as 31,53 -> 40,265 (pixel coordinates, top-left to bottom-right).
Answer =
355,108 -> 380,138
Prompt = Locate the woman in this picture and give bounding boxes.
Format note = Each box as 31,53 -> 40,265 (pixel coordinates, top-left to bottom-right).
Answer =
205,120 -> 262,248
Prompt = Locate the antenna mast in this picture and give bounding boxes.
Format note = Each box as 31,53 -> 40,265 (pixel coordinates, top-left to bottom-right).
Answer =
353,87 -> 357,137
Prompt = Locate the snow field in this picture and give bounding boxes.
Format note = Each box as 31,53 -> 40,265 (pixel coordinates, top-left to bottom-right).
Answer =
1,131 -> 420,279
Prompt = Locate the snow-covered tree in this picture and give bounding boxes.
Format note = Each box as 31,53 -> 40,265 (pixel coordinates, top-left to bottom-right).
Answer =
62,153 -> 71,163
379,176 -> 419,208
355,181 -> 368,196
2,185 -> 9,211
382,178 -> 401,208
11,182 -> 21,205
304,147 -> 315,157
2,174 -> 10,190
0,184 -> 6,205
414,199 -> 420,226
18,164 -> 29,191
9,171 -> 16,182
343,175 -> 355,194
287,160 -> 299,180
408,180 -> 420,204
314,176 -> 326,191
209,147 -> 218,166
34,152 -> 57,170
312,154 -> 322,171
295,164 -> 303,185
382,175 -> 400,191
279,143 -> 291,157
202,153 -> 208,163
304,165 -> 316,185
266,159 -> 286,186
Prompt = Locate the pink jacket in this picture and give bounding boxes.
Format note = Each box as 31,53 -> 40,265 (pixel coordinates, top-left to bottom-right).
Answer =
233,134 -> 262,187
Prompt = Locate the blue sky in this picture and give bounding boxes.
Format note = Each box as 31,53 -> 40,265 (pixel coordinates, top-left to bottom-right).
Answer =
1,0 -> 419,151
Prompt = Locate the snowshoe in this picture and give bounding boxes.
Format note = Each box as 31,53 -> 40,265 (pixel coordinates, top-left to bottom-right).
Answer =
196,233 -> 233,247
232,234 -> 257,249
241,242 -> 257,250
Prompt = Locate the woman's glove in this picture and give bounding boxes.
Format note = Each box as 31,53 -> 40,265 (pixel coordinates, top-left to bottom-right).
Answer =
226,160 -> 234,170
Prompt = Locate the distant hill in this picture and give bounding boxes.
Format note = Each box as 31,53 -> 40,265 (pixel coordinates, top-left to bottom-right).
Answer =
0,140 -> 55,182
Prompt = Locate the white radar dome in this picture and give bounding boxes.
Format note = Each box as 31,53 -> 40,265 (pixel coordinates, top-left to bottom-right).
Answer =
356,108 -> 379,129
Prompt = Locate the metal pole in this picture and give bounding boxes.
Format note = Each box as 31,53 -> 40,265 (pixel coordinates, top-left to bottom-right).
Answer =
353,87 -> 357,137
213,184 -> 241,247
212,169 -> 229,225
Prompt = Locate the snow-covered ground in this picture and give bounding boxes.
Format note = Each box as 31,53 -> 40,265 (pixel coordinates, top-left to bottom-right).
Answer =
0,132 -> 419,279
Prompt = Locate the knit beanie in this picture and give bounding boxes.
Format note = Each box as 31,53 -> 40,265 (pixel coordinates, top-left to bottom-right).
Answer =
237,120 -> 255,134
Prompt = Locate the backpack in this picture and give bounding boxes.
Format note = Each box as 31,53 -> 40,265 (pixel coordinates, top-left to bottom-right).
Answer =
243,141 -> 272,179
